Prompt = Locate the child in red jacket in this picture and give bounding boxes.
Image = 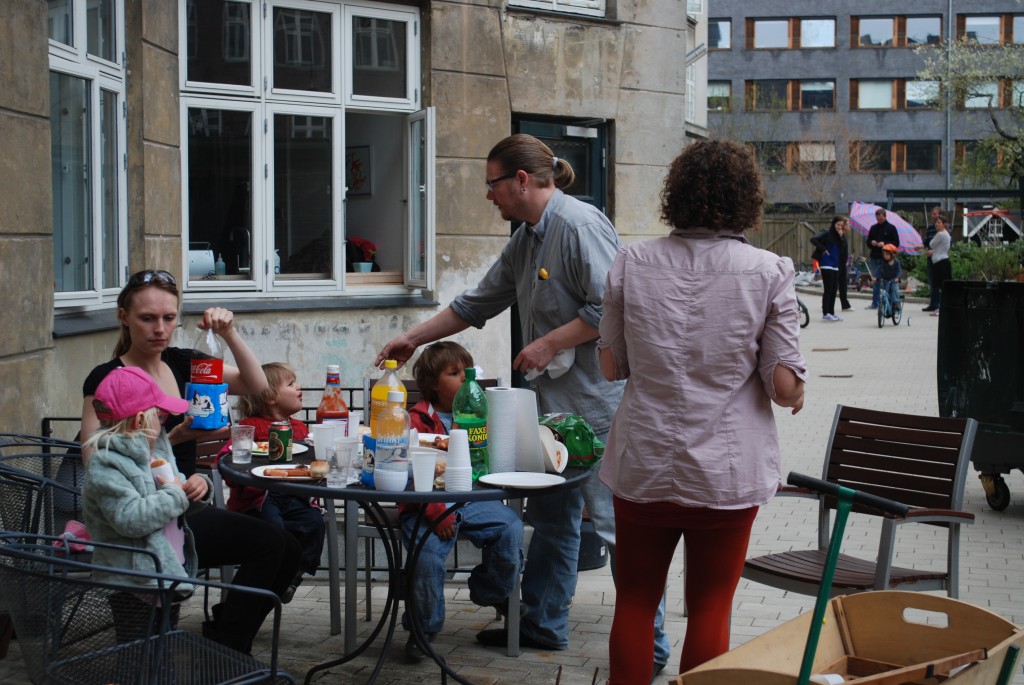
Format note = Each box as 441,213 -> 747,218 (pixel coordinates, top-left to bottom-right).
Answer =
233,362 -> 324,600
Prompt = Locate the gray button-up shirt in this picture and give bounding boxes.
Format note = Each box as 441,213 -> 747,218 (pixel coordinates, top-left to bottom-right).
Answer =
451,189 -> 623,437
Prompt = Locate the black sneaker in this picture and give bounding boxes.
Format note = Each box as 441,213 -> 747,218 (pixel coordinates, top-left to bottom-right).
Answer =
280,574 -> 303,604
651,662 -> 668,683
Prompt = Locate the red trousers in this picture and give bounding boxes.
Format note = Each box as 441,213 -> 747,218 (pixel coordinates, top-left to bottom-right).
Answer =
608,497 -> 758,684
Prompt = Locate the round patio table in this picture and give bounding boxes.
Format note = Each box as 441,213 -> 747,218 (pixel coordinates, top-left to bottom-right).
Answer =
220,454 -> 590,685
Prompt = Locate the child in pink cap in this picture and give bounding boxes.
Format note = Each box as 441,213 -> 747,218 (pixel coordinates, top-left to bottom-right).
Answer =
82,366 -> 214,598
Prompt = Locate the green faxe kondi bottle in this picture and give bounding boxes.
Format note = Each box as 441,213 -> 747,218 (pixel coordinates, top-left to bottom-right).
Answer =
453,366 -> 489,480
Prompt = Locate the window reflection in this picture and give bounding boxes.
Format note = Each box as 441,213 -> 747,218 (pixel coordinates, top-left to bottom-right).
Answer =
87,0 -> 116,61
709,19 -> 731,49
754,20 -> 789,49
100,89 -> 119,289
859,18 -> 894,47
906,17 -> 941,46
275,114 -> 334,277
48,0 -> 74,46
187,108 -> 253,279
187,0 -> 251,86
51,72 -> 92,293
274,8 -> 332,92
352,16 -> 407,98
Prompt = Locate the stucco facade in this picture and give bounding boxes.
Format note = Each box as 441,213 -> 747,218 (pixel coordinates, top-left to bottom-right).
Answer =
2,0 -> 702,437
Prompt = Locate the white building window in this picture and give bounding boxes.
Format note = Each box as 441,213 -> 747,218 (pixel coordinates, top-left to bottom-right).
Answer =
180,0 -> 433,299
50,0 -> 127,308
856,79 -> 894,109
965,81 -> 999,109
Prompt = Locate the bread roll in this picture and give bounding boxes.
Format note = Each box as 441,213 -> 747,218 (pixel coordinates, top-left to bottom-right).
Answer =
310,460 -> 329,478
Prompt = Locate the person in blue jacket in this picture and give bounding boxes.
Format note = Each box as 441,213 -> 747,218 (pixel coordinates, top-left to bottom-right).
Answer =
810,216 -> 848,322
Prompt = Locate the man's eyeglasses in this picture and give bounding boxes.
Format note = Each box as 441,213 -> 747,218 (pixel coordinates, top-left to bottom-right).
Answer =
128,270 -> 177,288
485,173 -> 517,193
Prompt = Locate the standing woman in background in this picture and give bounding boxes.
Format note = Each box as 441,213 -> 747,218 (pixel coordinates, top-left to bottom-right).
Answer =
927,216 -> 952,316
598,140 -> 806,683
811,216 -> 847,322
80,269 -> 303,653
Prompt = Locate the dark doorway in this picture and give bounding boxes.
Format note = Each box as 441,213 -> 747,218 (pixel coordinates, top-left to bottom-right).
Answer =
508,117 -> 610,388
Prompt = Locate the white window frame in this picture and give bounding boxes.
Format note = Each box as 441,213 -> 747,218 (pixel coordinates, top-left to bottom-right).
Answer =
507,0 -> 605,20
179,0 -> 431,300
268,0 -> 342,104
180,0 -> 259,97
344,3 -> 419,111
50,0 -> 128,310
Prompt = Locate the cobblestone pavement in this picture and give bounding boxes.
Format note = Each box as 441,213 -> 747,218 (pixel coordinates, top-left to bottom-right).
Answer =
3,291 -> 1023,684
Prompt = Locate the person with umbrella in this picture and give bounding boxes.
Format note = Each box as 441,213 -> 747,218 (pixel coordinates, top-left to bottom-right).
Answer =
865,208 -> 900,309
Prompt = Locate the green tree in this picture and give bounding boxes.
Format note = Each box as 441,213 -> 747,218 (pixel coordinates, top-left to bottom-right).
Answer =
916,39 -> 1024,208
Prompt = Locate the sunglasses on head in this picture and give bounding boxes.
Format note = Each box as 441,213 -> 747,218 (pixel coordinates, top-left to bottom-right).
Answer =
127,270 -> 177,288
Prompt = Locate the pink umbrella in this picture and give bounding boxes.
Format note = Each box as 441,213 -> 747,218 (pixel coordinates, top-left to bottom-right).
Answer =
847,201 -> 923,254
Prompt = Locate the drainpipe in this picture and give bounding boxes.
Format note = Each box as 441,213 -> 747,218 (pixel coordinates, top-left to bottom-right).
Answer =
945,0 -> 953,209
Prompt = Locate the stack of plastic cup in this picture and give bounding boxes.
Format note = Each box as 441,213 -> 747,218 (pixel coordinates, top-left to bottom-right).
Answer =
445,428 -> 472,492
310,423 -> 344,460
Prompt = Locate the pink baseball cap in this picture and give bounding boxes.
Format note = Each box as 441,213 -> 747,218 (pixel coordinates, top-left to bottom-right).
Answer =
93,367 -> 189,422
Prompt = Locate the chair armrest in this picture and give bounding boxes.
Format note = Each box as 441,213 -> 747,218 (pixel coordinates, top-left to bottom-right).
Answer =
900,508 -> 975,525
775,486 -> 820,500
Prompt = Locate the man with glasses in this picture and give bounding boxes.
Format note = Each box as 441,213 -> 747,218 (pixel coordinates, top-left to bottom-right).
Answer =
376,133 -> 671,677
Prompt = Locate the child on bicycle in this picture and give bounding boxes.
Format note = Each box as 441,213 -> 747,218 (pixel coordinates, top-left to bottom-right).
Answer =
872,243 -> 903,312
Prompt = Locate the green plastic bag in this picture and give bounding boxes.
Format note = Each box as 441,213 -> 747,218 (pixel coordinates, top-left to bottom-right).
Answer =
538,413 -> 604,469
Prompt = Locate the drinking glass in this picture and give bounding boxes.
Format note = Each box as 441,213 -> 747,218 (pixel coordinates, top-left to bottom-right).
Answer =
230,424 -> 256,464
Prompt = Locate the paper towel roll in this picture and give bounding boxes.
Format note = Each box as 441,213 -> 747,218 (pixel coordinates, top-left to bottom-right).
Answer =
486,387 -> 519,474
483,387 -> 544,473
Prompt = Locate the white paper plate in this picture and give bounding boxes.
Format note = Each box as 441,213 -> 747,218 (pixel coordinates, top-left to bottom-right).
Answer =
252,442 -> 308,456
478,472 -> 566,490
251,464 -> 316,480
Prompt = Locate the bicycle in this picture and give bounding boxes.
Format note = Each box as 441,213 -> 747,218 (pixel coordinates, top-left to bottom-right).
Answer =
876,278 -> 907,328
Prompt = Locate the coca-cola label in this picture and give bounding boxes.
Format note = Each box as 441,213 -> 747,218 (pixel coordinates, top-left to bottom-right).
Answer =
191,358 -> 224,384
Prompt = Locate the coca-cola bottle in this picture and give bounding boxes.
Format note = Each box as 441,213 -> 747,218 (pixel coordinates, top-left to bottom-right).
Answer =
187,328 -> 228,429
191,328 -> 224,384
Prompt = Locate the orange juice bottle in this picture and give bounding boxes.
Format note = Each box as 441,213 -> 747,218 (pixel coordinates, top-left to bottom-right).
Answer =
369,360 -> 407,436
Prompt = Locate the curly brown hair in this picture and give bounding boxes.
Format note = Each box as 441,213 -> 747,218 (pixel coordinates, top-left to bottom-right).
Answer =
659,140 -> 765,233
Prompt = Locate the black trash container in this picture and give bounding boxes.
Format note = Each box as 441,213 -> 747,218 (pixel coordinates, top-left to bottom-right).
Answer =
937,281 -> 1024,510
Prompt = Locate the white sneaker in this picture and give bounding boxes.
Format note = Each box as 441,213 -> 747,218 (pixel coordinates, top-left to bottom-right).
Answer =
822,314 -> 839,322
832,314 -> 844,321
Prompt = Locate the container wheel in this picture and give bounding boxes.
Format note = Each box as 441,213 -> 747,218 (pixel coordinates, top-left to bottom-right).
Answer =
986,476 -> 1011,511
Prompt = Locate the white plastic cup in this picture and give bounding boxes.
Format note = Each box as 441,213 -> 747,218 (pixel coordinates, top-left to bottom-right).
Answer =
347,411 -> 363,437
447,429 -> 471,468
411,449 -> 438,492
230,424 -> 255,464
311,423 -> 344,460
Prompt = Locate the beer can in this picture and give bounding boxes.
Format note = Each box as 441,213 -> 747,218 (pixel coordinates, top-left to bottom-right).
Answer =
269,421 -> 293,463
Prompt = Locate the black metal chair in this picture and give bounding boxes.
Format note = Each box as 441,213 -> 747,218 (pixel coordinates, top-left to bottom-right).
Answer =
0,458 -> 86,545
0,532 -> 295,685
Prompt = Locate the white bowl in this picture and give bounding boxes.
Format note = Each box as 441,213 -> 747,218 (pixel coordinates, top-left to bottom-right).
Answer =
374,464 -> 409,491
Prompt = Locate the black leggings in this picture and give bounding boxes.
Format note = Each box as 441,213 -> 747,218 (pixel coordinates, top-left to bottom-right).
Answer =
932,259 -> 952,308
188,506 -> 303,644
820,269 -> 839,316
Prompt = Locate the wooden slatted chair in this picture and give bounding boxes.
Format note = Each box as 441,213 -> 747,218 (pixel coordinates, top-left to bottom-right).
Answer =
742,405 -> 978,599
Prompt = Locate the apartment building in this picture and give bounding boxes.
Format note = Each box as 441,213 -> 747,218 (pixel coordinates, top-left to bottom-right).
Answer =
706,0 -> 1022,213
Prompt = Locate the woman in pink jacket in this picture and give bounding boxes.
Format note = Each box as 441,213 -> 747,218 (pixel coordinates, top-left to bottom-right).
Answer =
598,140 -> 807,683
